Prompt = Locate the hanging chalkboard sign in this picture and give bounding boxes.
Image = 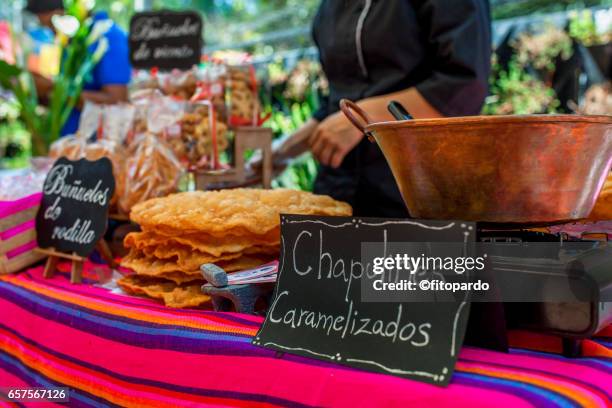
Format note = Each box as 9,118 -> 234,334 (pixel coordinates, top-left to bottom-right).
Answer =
129,10 -> 203,71
254,215 -> 476,387
36,157 -> 115,258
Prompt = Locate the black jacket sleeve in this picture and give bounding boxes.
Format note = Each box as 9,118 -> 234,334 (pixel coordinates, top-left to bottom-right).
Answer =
312,93 -> 330,122
414,0 -> 491,116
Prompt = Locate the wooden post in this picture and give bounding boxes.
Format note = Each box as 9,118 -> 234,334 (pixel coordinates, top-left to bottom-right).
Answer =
43,255 -> 59,279
194,126 -> 273,190
36,247 -> 86,284
96,240 -> 117,269
71,253 -> 84,284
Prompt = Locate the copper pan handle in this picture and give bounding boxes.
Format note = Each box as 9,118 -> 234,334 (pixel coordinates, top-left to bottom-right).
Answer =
340,99 -> 375,141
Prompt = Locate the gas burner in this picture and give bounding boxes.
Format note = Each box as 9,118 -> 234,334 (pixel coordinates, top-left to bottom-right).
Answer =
477,220 -> 611,243
472,220 -> 611,357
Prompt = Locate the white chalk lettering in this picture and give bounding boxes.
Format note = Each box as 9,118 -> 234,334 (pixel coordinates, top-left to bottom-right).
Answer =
131,16 -> 199,41
51,219 -> 95,244
43,165 -> 109,207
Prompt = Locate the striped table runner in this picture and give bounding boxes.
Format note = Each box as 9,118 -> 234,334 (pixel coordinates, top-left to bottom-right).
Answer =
0,264 -> 610,407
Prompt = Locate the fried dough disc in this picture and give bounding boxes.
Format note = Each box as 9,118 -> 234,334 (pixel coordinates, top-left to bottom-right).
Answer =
130,269 -> 202,284
140,244 -> 245,266
161,284 -> 211,308
146,225 -> 281,240
130,189 -> 352,235
121,251 -> 182,274
124,229 -> 280,256
133,254 -> 275,284
117,275 -> 211,308
121,248 -> 243,273
160,272 -> 201,285
144,243 -> 279,261
126,233 -> 279,259
121,247 -> 276,276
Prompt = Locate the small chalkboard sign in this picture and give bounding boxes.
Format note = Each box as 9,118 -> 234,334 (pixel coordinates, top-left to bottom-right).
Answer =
129,10 -> 203,71
254,215 -> 475,386
35,157 -> 115,282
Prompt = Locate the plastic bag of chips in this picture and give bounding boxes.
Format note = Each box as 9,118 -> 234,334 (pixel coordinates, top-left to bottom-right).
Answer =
118,133 -> 182,215
48,134 -> 87,160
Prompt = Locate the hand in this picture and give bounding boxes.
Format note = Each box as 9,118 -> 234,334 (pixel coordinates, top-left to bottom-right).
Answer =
248,118 -> 319,177
247,143 -> 289,180
308,110 -> 363,168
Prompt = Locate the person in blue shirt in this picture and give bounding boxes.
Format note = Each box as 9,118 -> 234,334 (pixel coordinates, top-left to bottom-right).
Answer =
26,0 -> 131,135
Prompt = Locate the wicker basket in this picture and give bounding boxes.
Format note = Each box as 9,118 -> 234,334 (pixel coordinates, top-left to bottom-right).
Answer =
0,193 -> 45,274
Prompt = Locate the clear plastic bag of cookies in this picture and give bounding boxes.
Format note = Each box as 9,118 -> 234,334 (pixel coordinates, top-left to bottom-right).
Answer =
78,102 -> 105,139
129,89 -> 166,141
118,133 -> 183,215
131,69 -> 161,93
142,92 -> 185,136
49,134 -> 87,160
179,100 -> 228,170
146,95 -> 186,161
103,104 -> 135,143
225,63 -> 260,126
197,59 -> 227,120
163,68 -> 199,100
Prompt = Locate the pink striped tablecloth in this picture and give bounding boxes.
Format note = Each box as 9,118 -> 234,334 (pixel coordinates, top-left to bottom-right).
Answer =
0,264 -> 610,407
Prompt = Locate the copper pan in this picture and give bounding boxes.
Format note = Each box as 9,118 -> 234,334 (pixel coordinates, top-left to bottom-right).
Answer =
340,99 -> 612,223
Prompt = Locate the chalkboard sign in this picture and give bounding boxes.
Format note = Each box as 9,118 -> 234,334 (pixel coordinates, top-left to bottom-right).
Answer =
129,10 -> 203,71
36,157 -> 115,257
254,215 -> 475,386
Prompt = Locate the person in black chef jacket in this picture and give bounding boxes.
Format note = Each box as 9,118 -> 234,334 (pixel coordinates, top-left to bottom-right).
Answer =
270,0 -> 491,217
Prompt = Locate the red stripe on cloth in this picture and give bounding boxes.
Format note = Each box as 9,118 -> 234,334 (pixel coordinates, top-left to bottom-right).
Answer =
582,341 -> 612,358
6,241 -> 37,259
460,347 -> 611,392
597,325 -> 612,337
510,329 -> 612,359
509,330 -> 563,354
0,193 -> 41,219
0,219 -> 35,240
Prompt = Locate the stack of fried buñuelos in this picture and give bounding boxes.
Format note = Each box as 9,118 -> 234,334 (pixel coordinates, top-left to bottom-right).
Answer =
118,188 -> 352,308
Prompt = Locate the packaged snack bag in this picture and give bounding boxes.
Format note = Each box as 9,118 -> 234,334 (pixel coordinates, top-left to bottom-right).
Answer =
49,134 -> 87,160
103,103 -> 136,143
177,101 -> 228,170
225,64 -> 260,126
119,133 -> 182,214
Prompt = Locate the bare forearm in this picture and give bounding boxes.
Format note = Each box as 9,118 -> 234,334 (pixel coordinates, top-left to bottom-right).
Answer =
81,89 -> 127,106
358,87 -> 444,121
277,118 -> 319,160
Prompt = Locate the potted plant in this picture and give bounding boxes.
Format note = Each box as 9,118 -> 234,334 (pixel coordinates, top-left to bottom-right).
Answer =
483,57 -> 560,115
513,24 -> 574,85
